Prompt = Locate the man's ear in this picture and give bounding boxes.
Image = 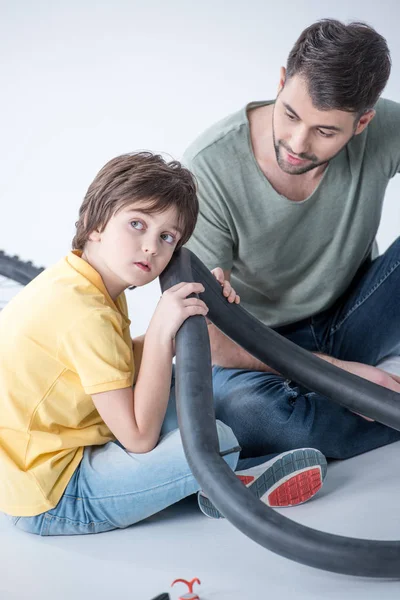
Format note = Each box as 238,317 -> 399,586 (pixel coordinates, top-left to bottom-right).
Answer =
354,109 -> 376,136
277,66 -> 286,94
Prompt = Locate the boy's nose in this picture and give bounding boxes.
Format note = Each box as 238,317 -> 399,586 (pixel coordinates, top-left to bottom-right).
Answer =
142,239 -> 158,255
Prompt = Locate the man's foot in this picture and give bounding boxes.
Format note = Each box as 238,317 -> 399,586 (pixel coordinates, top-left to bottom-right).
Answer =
198,448 -> 327,519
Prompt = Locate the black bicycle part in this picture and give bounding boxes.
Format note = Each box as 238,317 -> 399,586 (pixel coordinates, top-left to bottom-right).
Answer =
160,248 -> 400,578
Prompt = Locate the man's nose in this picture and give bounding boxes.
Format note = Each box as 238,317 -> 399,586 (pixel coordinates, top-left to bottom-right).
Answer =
289,127 -> 309,156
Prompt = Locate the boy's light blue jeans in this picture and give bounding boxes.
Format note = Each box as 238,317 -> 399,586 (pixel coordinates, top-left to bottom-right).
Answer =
6,375 -> 239,536
212,237 -> 400,461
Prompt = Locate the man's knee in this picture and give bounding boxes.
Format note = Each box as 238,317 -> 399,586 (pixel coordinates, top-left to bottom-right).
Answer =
213,372 -> 294,421
213,374 -> 298,455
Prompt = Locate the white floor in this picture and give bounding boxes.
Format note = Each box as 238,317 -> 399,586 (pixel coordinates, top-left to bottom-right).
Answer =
1,441 -> 400,600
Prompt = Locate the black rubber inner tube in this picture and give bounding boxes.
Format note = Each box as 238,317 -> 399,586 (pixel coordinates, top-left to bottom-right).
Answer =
159,248 -> 400,578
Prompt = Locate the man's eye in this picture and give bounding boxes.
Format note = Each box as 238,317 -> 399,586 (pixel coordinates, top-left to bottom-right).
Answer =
161,233 -> 175,244
286,113 -> 296,120
131,220 -> 144,230
318,130 -> 334,138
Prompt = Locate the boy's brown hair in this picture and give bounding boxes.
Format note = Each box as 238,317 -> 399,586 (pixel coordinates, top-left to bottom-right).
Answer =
72,152 -> 198,250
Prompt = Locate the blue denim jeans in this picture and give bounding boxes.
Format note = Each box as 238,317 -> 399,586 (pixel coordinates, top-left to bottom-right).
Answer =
213,236 -> 400,461
7,374 -> 239,536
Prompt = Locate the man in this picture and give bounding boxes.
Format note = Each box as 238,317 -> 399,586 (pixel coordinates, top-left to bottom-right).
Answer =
184,19 -> 400,461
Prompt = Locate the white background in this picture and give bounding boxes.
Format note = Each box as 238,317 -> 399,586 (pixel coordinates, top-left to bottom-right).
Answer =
1,0 -> 399,336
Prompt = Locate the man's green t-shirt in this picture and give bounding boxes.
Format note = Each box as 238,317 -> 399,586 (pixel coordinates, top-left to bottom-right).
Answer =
184,99 -> 400,327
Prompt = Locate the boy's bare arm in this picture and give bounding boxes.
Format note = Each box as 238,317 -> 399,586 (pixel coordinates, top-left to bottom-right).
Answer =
132,334 -> 145,382
92,282 -> 208,454
92,273 -> 245,453
92,329 -> 175,454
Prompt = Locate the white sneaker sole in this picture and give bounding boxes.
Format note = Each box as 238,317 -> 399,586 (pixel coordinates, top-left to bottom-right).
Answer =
198,448 -> 327,519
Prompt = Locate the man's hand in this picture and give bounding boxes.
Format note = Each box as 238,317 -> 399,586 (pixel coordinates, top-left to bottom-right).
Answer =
318,354 -> 400,421
211,267 -> 240,304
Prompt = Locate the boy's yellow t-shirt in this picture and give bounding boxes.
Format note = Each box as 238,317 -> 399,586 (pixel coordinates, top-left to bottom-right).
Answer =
0,251 -> 134,516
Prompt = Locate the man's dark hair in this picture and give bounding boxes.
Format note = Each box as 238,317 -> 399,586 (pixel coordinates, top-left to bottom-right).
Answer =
72,152 -> 198,251
286,19 -> 391,115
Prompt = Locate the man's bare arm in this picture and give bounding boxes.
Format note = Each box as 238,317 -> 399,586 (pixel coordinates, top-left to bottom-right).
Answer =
208,268 -> 276,372
208,322 -> 277,372
208,271 -> 400,391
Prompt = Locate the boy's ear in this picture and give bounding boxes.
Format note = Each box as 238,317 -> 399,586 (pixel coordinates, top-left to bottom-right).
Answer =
88,229 -> 101,242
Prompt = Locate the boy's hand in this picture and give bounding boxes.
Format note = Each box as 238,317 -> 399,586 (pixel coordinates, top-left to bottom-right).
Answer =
211,267 -> 240,304
149,282 -> 208,344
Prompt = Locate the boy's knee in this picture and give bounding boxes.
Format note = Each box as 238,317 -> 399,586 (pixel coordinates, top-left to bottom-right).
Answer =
215,419 -> 238,448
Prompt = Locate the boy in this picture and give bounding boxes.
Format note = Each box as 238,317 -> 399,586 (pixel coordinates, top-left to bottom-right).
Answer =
0,152 -> 326,536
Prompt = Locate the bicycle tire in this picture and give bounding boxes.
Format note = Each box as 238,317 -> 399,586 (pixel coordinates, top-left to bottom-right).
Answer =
160,248 -> 400,578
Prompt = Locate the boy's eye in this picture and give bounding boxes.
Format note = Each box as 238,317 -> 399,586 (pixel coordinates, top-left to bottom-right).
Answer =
161,233 -> 175,244
286,112 -> 296,121
130,220 -> 144,230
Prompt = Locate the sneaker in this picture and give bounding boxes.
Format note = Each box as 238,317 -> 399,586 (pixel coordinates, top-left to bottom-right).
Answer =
198,448 -> 327,519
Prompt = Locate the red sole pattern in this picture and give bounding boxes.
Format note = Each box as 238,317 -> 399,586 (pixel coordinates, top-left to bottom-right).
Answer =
267,468 -> 322,506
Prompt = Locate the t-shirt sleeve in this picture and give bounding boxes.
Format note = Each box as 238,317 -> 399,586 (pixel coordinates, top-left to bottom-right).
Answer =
183,151 -> 234,272
58,308 -> 134,395
370,98 -> 400,178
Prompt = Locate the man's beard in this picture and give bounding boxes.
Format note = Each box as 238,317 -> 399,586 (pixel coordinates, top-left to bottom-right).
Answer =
271,108 -> 354,175
272,130 -> 326,175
